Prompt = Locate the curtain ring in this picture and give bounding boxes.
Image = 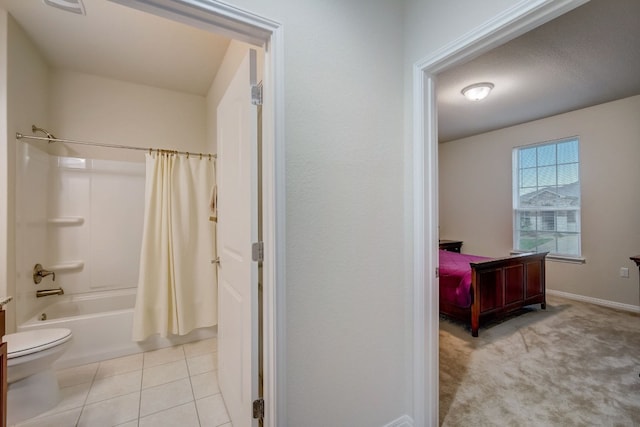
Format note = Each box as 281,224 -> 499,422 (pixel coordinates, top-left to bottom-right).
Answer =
186,152 -> 189,159
200,153 -> 203,160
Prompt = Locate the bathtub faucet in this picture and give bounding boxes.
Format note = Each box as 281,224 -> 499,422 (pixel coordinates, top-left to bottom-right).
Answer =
33,264 -> 56,284
36,288 -> 64,298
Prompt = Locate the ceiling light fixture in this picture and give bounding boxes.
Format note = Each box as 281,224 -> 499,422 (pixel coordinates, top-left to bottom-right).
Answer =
461,82 -> 494,101
42,0 -> 86,15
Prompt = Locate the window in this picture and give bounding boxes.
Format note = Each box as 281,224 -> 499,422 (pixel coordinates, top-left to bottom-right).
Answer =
541,211 -> 555,231
513,137 -> 581,257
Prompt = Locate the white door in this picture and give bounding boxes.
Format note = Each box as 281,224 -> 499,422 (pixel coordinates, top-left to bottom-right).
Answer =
217,49 -> 260,427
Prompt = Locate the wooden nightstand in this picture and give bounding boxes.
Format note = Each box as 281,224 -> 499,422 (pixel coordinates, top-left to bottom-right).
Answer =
439,240 -> 463,253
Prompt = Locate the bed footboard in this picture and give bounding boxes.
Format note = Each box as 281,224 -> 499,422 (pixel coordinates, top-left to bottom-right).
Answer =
439,252 -> 547,337
468,252 -> 547,337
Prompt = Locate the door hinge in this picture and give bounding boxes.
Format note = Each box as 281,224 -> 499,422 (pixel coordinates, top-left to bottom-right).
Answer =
252,398 -> 264,419
251,83 -> 263,106
252,241 -> 264,262
435,267 -> 439,278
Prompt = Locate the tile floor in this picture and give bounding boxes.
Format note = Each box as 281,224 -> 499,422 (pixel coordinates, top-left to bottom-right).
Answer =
12,338 -> 232,427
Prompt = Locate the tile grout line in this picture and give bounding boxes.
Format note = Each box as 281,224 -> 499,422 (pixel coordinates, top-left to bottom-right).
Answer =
138,345 -> 193,424
185,348 -> 204,427
75,362 -> 100,426
136,353 -> 144,426
138,350 -> 147,425
181,344 -> 206,426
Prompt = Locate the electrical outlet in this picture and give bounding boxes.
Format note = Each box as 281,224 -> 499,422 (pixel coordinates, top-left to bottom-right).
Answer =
620,267 -> 629,278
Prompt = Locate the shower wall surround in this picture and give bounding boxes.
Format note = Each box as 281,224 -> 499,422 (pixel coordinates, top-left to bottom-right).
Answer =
16,142 -> 145,325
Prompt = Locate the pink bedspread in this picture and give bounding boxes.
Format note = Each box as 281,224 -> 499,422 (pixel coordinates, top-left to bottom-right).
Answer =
439,249 -> 491,308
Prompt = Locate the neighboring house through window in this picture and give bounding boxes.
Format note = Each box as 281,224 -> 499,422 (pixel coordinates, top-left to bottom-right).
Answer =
512,137 -> 581,258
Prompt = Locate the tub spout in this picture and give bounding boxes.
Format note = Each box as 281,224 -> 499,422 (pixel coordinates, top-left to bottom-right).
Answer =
36,288 -> 64,298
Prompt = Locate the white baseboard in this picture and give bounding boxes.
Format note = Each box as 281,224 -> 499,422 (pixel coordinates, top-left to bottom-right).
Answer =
547,289 -> 640,313
383,415 -> 414,427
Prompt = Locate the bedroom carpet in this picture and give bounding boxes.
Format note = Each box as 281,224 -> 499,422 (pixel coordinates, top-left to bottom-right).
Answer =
439,294 -> 640,426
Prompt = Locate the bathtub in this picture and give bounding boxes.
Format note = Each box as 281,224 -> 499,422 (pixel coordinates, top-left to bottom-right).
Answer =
18,288 -> 217,369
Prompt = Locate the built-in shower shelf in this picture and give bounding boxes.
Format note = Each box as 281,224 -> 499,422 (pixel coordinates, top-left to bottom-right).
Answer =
48,261 -> 84,271
47,217 -> 85,225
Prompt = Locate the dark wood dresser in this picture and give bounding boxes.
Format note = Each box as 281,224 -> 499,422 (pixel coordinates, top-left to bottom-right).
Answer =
439,240 -> 463,253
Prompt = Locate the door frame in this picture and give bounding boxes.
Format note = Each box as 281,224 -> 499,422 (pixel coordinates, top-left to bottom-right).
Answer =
109,1 -> 285,426
411,0 -> 588,425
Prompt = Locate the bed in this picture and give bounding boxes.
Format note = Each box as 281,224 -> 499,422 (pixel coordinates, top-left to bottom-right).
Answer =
439,249 -> 547,337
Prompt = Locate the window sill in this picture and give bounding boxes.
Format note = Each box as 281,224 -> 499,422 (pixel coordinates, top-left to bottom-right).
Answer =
510,251 -> 585,264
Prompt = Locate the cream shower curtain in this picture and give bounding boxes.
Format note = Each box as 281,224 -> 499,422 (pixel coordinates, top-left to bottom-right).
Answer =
132,152 -> 217,341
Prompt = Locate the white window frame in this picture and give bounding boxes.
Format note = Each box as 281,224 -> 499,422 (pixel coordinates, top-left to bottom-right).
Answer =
512,137 -> 584,262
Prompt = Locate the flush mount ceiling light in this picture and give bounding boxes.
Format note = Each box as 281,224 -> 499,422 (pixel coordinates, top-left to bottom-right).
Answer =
43,0 -> 86,15
461,82 -> 494,101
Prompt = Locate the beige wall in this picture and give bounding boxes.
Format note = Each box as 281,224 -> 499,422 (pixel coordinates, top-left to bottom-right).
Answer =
215,1 -> 408,424
439,95 -> 640,308
3,14 -> 51,333
49,69 -> 207,162
0,10 -> 9,332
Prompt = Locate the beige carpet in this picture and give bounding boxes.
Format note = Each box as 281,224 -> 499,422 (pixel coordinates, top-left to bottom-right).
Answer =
439,295 -> 640,426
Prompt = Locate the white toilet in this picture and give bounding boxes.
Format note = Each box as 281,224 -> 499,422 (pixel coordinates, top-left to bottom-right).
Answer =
3,328 -> 73,425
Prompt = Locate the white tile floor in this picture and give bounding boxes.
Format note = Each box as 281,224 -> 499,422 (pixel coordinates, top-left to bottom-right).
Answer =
12,338 -> 232,427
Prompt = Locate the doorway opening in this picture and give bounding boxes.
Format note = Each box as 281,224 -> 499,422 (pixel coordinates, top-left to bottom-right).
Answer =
3,0 -> 284,425
411,1 -> 588,425
97,2 -> 285,426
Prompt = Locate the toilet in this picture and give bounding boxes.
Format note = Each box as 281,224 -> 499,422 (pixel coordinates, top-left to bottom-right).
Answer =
3,328 -> 73,425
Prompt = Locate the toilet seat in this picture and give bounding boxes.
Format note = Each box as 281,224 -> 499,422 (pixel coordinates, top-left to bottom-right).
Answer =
3,329 -> 72,359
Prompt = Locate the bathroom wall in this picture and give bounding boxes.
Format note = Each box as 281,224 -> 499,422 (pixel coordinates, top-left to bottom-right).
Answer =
11,64 -> 210,324
49,69 -> 209,162
14,143 -> 49,325
4,15 -> 51,332
46,156 -> 145,292
7,33 -> 210,327
14,142 -> 145,325
0,11 -> 6,330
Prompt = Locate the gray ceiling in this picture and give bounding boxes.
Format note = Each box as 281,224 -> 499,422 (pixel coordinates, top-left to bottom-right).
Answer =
437,0 -> 640,142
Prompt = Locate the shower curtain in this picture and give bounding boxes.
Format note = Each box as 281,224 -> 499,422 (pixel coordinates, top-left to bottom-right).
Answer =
132,152 -> 217,341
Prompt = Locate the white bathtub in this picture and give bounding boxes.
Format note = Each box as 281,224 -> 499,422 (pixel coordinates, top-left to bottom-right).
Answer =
18,288 -> 217,369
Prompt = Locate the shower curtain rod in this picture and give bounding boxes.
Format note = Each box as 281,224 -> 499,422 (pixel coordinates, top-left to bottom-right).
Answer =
16,125 -> 217,159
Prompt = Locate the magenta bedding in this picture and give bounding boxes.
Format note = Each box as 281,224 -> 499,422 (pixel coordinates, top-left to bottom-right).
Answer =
439,249 -> 491,308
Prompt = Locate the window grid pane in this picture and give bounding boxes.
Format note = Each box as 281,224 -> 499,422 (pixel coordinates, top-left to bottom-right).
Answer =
513,138 -> 581,257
